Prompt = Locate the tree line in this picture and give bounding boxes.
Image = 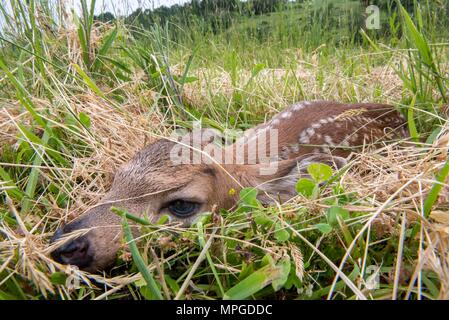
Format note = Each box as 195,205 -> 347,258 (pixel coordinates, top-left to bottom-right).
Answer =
94,0 -> 448,41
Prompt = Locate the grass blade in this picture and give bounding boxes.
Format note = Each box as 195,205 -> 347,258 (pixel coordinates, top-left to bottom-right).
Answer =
119,209 -> 163,300
423,157 -> 449,218
407,95 -> 420,142
72,63 -> 106,99
93,26 -> 118,71
223,264 -> 281,300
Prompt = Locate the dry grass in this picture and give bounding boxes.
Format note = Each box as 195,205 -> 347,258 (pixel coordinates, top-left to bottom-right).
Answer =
1,66 -> 448,298
1,8 -> 448,297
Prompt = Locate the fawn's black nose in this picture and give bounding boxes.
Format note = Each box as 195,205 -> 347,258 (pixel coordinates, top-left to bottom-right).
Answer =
51,229 -> 93,269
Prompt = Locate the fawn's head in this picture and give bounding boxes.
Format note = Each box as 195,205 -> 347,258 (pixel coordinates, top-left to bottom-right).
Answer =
51,136 -> 339,272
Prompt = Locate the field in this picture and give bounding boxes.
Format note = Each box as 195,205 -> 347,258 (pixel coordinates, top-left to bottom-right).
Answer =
0,0 -> 448,300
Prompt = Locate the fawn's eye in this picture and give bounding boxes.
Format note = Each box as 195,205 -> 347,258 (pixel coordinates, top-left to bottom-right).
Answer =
167,200 -> 199,217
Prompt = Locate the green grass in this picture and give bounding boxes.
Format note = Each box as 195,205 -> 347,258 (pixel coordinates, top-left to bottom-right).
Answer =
0,0 -> 448,300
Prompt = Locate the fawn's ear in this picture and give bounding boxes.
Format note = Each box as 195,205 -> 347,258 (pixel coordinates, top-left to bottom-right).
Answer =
243,154 -> 347,204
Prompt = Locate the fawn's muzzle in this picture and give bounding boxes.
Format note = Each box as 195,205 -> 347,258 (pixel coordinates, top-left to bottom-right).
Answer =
50,229 -> 93,269
49,203 -> 123,272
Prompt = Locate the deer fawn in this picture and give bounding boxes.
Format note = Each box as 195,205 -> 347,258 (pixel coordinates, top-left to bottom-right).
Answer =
51,101 -> 408,272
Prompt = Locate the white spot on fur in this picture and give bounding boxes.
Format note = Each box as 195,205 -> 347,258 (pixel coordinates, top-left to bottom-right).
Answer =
299,133 -> 310,144
281,111 -> 292,119
324,135 -> 335,146
311,122 -> 322,129
321,146 -> 330,153
356,116 -> 372,126
281,146 -> 290,159
290,144 -> 300,153
292,103 -> 304,111
272,118 -> 280,126
363,116 -> 375,123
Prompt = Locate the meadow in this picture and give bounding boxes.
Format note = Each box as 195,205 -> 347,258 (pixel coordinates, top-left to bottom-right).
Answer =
0,0 -> 448,300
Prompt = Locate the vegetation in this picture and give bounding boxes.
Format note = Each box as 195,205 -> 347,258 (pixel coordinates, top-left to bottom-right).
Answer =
0,0 -> 448,300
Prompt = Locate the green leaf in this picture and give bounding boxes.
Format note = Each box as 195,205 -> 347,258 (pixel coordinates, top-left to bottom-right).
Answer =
238,262 -> 255,281
0,57 -> 51,131
0,166 -> 24,201
224,255 -> 291,299
139,286 -> 160,300
315,223 -> 332,235
102,56 -> 132,73
224,268 -> 271,300
179,52 -> 196,91
50,272 -> 67,285
72,63 -> 106,99
251,63 -> 265,77
421,273 -> 440,298
399,5 -> 432,66
274,222 -> 290,242
17,124 -> 68,166
398,3 -> 446,101
307,163 -> 333,183
295,178 -> 316,197
78,112 -> 91,129
180,76 -> 198,84
224,264 -> 281,300
93,26 -> 118,71
284,266 -> 302,290
111,207 -> 150,226
326,206 -> 350,227
407,95 -> 419,143
164,274 -> 180,294
423,157 -> 449,218
157,214 -> 170,225
21,130 -> 50,213
134,278 -> 146,287
261,254 -> 275,267
272,256 -> 291,291
425,126 -> 442,145
77,24 -> 89,66
254,212 -> 274,227
239,187 -> 259,207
